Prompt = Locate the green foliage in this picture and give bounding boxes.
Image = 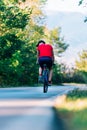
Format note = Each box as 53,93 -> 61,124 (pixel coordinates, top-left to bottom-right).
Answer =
79,0 -> 84,5
75,50 -> 87,84
52,64 -> 63,84
0,33 -> 24,59
79,71 -> 87,84
76,50 -> 87,72
0,2 -> 30,30
67,88 -> 87,100
67,71 -> 86,83
0,1 -> 5,11
47,28 -> 69,56
58,62 -> 87,84
0,33 -> 24,86
0,0 -> 31,86
0,0 -> 69,87
59,49 -> 87,84
5,7 -> 29,29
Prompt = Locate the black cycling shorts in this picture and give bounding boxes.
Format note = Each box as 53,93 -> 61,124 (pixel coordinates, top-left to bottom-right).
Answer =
38,56 -> 53,69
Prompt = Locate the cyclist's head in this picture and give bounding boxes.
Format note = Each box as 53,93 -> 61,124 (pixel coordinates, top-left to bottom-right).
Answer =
36,40 -> 45,47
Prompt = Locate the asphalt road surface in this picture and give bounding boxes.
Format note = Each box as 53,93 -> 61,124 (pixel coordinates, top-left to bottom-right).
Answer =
0,85 -> 76,130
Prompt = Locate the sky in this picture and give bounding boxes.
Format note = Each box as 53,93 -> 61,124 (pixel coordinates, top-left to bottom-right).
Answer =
44,0 -> 87,67
45,0 -> 87,14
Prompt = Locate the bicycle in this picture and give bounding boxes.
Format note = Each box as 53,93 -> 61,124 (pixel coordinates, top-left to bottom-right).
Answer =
42,64 -> 49,93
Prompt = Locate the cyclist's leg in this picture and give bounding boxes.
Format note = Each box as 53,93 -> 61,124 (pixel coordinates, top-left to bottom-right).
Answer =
38,67 -> 43,82
38,57 -> 45,82
48,67 -> 53,82
39,67 -> 42,76
38,57 -> 44,75
47,66 -> 53,86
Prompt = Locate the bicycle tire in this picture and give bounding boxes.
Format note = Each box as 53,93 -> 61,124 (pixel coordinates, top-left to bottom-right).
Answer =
43,83 -> 48,93
43,70 -> 48,93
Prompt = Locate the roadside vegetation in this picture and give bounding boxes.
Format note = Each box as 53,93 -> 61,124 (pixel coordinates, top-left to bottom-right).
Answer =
55,88 -> 87,130
0,0 -> 68,87
0,0 -> 87,87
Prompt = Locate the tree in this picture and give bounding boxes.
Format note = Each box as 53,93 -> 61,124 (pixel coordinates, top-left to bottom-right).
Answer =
75,50 -> 87,84
0,0 -> 69,86
0,0 -> 31,86
76,50 -> 87,72
44,27 -> 69,56
0,0 -> 47,86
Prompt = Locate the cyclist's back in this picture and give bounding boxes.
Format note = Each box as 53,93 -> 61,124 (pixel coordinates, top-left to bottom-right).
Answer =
36,40 -> 54,86
37,43 -> 53,58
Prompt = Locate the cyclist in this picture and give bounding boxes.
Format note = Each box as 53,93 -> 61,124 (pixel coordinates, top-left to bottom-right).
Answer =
36,40 -> 54,85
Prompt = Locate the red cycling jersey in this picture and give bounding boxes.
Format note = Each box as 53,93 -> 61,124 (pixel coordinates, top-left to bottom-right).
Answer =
37,43 -> 53,58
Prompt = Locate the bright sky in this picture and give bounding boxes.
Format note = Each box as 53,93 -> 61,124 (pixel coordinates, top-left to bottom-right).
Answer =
45,0 -> 87,67
45,0 -> 87,14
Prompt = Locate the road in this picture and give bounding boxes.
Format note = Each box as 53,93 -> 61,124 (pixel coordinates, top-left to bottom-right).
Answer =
0,85 -> 76,130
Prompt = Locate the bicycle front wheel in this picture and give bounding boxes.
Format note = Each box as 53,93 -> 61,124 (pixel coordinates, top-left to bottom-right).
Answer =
43,82 -> 48,93
43,73 -> 48,93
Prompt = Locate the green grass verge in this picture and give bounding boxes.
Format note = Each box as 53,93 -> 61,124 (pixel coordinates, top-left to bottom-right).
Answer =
55,88 -> 87,130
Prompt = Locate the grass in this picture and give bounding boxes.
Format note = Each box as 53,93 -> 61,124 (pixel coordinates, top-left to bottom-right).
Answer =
54,88 -> 87,130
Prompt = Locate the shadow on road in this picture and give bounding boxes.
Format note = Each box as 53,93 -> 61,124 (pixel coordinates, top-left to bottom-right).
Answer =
0,106 -> 68,130
51,107 -> 68,130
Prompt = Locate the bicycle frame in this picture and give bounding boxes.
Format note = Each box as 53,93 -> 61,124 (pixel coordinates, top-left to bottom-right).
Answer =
42,64 -> 49,93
